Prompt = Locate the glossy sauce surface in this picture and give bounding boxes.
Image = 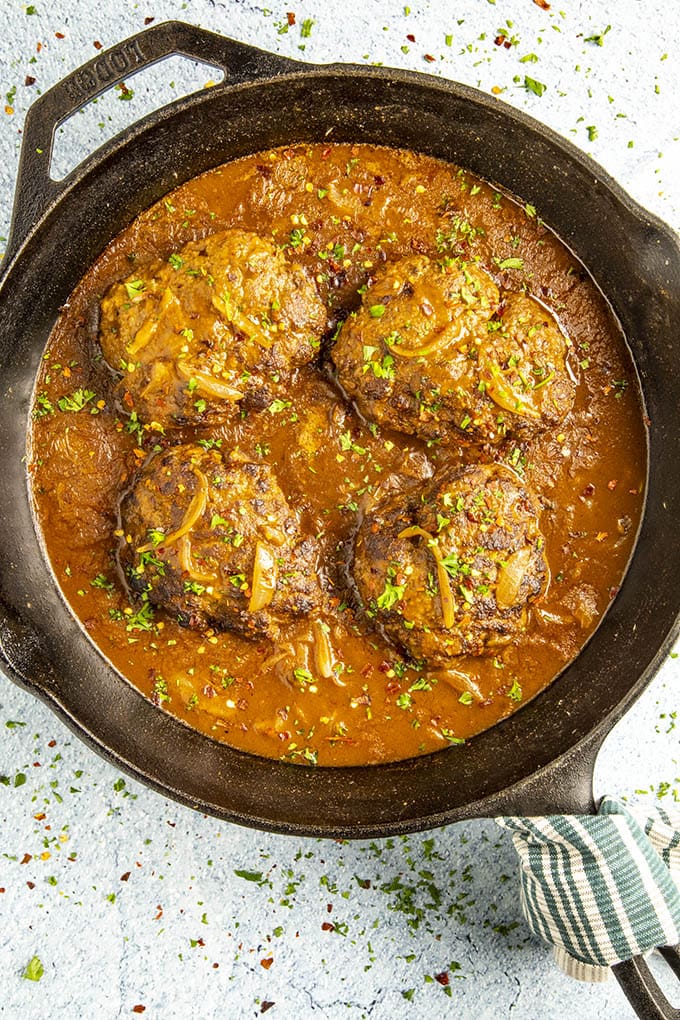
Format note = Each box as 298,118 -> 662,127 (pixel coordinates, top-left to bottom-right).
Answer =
29,144 -> 646,765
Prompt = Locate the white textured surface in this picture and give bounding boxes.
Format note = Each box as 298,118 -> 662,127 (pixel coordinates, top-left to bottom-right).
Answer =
1,2 -> 679,1018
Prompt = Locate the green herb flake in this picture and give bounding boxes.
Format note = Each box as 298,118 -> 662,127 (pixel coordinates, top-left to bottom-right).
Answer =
268,399 -> 292,415
22,956 -> 44,982
523,76 -> 546,97
508,678 -> 523,702
376,572 -> 406,610
57,388 -> 96,413
498,257 -> 524,270
234,869 -> 266,884
441,729 -> 466,745
124,280 -> 146,300
369,304 -> 386,318
584,25 -> 611,46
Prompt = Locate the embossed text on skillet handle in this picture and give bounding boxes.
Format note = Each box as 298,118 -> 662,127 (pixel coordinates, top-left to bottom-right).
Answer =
4,20 -> 307,264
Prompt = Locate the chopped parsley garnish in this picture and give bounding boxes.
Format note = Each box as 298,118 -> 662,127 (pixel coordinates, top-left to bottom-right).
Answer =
124,280 -> 146,300
523,76 -> 546,97
57,388 -> 97,413
508,678 -> 523,702
441,728 -> 465,745
497,257 -> 524,271
376,568 -> 406,610
91,574 -> 114,591
22,956 -> 44,982
33,392 -> 55,417
288,227 -> 306,248
268,399 -> 291,414
339,431 -> 367,455
124,601 -> 155,632
585,25 -> 611,46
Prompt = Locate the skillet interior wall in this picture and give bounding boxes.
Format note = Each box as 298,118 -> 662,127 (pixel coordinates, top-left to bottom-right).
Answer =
1,65 -> 679,835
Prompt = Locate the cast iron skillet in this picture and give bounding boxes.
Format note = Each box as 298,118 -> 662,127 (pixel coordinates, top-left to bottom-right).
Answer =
1,23 -> 679,1015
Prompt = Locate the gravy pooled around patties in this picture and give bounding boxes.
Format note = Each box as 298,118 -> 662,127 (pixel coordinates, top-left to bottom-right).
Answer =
353,462 -> 548,663
100,228 -> 327,427
119,443 -> 323,639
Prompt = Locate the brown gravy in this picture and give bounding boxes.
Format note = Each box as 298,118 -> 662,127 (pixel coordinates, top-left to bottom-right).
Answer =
28,144 -> 647,765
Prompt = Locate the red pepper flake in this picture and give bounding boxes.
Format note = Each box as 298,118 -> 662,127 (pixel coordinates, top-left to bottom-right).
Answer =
25,75 -> 36,86
406,33 -> 416,43
287,11 -> 296,25
326,903 -> 333,913
36,42 -> 42,52
21,854 -> 32,865
132,1008 -> 146,1015
260,957 -> 274,970
26,881 -> 35,889
120,872 -> 131,882
435,971 -> 450,986
494,35 -> 504,46
260,1005 -> 275,1015
424,54 -> 436,63
55,32 -> 65,40
0,888 -> 4,893
321,922 -> 335,931
144,17 -> 155,26
533,0 -> 551,7
154,905 -> 163,920
34,813 -> 46,821
582,483 -> 595,497
93,40 -> 103,50
212,963 -> 219,969
607,479 -> 618,491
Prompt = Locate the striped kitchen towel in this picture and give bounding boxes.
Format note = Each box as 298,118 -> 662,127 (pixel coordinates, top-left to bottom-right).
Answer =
497,797 -> 680,982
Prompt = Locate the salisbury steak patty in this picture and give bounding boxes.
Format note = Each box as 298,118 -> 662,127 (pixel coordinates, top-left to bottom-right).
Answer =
99,228 -> 327,427
119,444 -> 322,638
332,254 -> 574,443
353,462 -> 548,663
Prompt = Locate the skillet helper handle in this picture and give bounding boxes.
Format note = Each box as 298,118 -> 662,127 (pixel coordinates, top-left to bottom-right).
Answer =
500,783 -> 680,1020
7,20 -> 305,259
613,951 -> 680,1020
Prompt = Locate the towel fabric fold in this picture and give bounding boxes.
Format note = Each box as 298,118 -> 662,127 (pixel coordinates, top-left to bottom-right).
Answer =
496,797 -> 680,982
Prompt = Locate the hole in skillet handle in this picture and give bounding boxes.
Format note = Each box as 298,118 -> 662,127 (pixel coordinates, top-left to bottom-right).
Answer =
613,950 -> 680,1020
4,20 -> 308,265
49,54 -> 227,181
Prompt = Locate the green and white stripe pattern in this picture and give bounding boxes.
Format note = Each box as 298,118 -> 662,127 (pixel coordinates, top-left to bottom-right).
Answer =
497,797 -> 680,982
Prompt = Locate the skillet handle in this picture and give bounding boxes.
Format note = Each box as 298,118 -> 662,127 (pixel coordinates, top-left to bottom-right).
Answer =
613,950 -> 680,1020
6,20 -> 306,260
496,730 -> 680,1018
